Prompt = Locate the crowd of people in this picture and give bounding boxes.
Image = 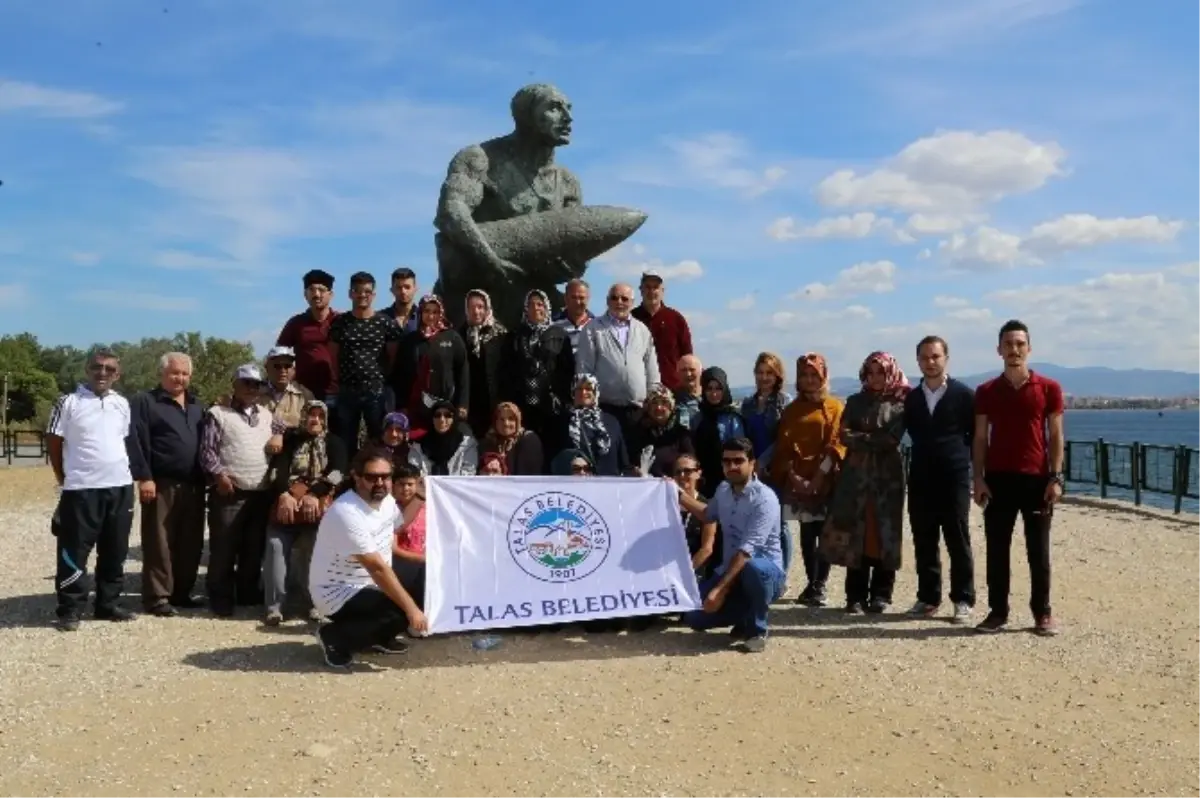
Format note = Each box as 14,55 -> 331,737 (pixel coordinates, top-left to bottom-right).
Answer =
43,265 -> 1066,668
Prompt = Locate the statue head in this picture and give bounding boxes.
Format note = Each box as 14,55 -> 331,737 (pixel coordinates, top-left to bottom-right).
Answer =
511,83 -> 572,147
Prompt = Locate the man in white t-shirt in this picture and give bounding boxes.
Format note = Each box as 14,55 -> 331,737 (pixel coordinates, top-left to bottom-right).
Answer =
309,447 -> 428,668
46,347 -> 144,631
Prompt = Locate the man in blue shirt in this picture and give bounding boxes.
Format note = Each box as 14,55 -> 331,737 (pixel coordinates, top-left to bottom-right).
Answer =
675,437 -> 786,652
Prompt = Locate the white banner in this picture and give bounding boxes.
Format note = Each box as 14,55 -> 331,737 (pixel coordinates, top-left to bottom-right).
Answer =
425,476 -> 702,633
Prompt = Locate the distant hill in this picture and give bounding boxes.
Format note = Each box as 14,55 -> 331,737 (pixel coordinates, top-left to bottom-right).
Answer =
732,363 -> 1200,400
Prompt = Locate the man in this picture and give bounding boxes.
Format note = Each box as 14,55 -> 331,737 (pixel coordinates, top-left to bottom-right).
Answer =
551,278 -> 594,354
276,269 -> 339,402
576,281 -> 660,441
674,354 -> 704,431
200,364 -> 276,617
382,267 -> 420,333
632,270 -> 693,391
46,347 -> 140,631
904,336 -> 976,625
972,319 -> 1064,636
675,437 -> 785,653
309,447 -> 429,669
328,271 -> 401,457
129,352 -> 207,617
259,346 -> 314,429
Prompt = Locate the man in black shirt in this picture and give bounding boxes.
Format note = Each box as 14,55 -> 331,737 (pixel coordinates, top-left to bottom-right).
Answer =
329,271 -> 401,457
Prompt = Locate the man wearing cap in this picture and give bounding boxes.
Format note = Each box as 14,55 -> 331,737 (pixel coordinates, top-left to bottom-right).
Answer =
632,270 -> 693,392
200,364 -> 277,617
260,346 -> 314,429
276,269 -> 339,403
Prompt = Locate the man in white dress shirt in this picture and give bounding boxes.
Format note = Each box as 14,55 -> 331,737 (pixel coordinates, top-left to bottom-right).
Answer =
46,347 -> 142,631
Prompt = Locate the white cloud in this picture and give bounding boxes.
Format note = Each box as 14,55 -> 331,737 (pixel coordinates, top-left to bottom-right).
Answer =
727,293 -> 756,311
68,251 -> 101,267
1023,213 -> 1186,253
937,226 -> 1038,269
0,283 -> 28,307
905,213 -> 983,236
932,295 -> 971,309
620,132 -> 788,198
71,289 -> 199,312
676,309 -> 714,329
0,78 -> 123,118
815,130 -> 1066,214
945,307 -> 993,322
598,243 -> 705,284
153,249 -> 242,271
789,260 -> 897,301
766,212 -> 915,244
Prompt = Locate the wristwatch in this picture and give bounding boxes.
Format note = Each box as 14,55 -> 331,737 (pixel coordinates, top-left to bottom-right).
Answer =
1050,472 -> 1065,486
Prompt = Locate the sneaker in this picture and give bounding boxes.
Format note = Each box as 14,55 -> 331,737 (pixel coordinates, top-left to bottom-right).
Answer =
907,600 -> 939,618
56,611 -> 81,632
975,612 -> 1008,633
95,606 -> 136,622
866,597 -> 891,615
369,636 -> 410,655
741,635 -> 767,653
264,610 -> 283,627
950,602 -> 972,625
795,585 -> 816,605
1034,615 -> 1060,637
149,602 -> 178,618
728,624 -> 753,642
315,626 -> 353,668
845,601 -> 866,616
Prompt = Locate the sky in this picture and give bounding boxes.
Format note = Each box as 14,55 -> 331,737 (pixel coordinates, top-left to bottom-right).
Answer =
1,0 -> 1197,380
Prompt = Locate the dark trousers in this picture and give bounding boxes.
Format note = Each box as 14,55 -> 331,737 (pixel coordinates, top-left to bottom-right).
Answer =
795,518 -> 831,590
909,480 -> 976,607
55,485 -> 134,617
323,588 -> 409,652
844,556 -> 896,605
392,557 -> 426,610
599,402 -> 638,449
983,471 -> 1053,618
140,478 -> 206,608
335,389 -> 387,458
206,489 -> 270,611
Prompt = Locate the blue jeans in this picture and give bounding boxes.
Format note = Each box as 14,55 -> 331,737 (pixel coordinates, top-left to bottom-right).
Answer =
684,556 -> 787,637
335,390 -> 386,457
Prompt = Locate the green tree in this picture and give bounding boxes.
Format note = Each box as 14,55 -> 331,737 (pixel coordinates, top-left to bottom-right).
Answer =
0,334 -> 59,425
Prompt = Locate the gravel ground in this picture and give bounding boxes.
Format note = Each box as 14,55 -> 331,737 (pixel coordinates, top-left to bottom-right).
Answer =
0,466 -> 1196,797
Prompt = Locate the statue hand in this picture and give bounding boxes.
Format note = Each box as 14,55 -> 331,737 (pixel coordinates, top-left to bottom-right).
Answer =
492,258 -> 526,283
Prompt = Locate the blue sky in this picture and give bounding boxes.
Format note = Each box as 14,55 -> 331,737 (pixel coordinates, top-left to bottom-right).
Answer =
1,0 -> 1196,378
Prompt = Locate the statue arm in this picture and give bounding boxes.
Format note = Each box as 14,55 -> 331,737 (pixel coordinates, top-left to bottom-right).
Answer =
562,169 -> 582,208
436,146 -> 508,271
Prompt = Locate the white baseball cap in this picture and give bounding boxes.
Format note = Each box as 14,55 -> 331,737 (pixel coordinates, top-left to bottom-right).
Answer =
235,363 -> 265,383
265,345 -> 296,360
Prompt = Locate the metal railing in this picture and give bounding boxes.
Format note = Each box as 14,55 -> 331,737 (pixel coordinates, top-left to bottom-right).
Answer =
1063,438 -> 1198,514
2,429 -> 48,465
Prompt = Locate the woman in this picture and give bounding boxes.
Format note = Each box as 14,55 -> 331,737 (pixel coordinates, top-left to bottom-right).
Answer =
741,352 -> 793,466
391,463 -> 427,619
694,367 -> 746,498
419,399 -> 478,476
263,400 -> 346,625
481,402 -> 545,475
625,384 -> 694,477
769,353 -> 847,607
503,289 -> 574,445
559,373 -> 629,477
823,352 -> 909,615
549,448 -> 595,476
673,453 -> 718,579
392,295 -> 469,432
379,412 -> 425,474
460,289 -> 508,439
479,452 -> 508,475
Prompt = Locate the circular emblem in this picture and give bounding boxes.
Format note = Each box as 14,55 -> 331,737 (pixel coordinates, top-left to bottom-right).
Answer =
507,491 -> 611,583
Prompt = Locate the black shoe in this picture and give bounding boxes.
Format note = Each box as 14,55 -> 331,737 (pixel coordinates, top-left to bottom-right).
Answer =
795,585 -> 816,605
56,612 -> 81,632
741,635 -> 768,653
149,602 -> 178,618
975,612 -> 1008,633
95,606 -> 136,622
170,595 -> 206,609
315,626 -> 353,668
866,597 -> 891,615
845,601 -> 866,616
369,636 -> 410,655
728,624 -> 753,642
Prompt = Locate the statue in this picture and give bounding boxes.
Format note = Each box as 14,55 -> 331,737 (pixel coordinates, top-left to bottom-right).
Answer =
432,83 -> 648,329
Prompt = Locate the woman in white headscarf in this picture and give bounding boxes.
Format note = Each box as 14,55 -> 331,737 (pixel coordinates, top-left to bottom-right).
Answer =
503,289 -> 575,447
459,289 -> 509,438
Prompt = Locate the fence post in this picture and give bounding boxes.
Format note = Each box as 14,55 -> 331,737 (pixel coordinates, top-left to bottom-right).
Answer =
1096,438 -> 1107,499
1131,442 -> 1141,507
1175,445 -> 1188,515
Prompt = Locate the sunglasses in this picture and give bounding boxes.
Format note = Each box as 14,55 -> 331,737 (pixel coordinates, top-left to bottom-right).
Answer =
674,467 -> 699,477
88,364 -> 118,375
607,295 -> 632,302
268,361 -> 294,369
571,464 -> 592,474
361,472 -> 392,484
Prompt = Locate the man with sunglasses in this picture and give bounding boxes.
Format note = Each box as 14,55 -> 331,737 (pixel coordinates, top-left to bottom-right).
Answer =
674,437 -> 785,653
47,347 -> 142,631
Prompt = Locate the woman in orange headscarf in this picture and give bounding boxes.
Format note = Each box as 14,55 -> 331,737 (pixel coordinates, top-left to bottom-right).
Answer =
768,352 -> 846,607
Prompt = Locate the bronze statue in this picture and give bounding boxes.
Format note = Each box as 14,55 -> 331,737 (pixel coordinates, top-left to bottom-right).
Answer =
433,83 -> 647,328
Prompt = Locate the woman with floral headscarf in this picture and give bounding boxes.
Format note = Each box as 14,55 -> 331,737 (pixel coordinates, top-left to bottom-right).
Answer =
822,351 -> 909,615
459,289 -> 509,438
503,289 -> 574,446
391,294 -> 469,435
556,373 -> 630,476
377,411 -> 426,475
482,402 -> 545,475
626,384 -> 694,478
769,352 -> 847,607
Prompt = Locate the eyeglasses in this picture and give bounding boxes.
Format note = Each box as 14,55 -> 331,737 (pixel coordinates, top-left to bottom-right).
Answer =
607,295 -> 632,302
360,472 -> 392,484
721,456 -> 749,466
571,464 -> 592,474
88,364 -> 118,375
268,361 -> 294,369
674,467 -> 699,477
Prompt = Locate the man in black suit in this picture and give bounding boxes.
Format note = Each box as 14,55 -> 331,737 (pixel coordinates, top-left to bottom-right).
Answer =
904,335 -> 976,624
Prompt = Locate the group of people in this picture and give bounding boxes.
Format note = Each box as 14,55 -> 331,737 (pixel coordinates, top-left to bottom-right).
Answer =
44,265 -> 1066,667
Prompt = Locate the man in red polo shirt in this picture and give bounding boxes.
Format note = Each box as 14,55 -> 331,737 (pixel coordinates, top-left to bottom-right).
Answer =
276,270 -> 340,403
972,319 -> 1064,636
631,270 -> 692,391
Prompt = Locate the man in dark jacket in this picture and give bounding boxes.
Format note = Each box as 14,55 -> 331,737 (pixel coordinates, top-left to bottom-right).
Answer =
130,352 -> 208,616
903,335 -> 976,624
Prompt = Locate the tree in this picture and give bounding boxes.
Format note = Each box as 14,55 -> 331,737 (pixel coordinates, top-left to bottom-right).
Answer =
0,334 -> 60,424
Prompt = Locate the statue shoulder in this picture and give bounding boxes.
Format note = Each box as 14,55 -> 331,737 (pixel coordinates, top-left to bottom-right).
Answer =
446,143 -> 491,179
